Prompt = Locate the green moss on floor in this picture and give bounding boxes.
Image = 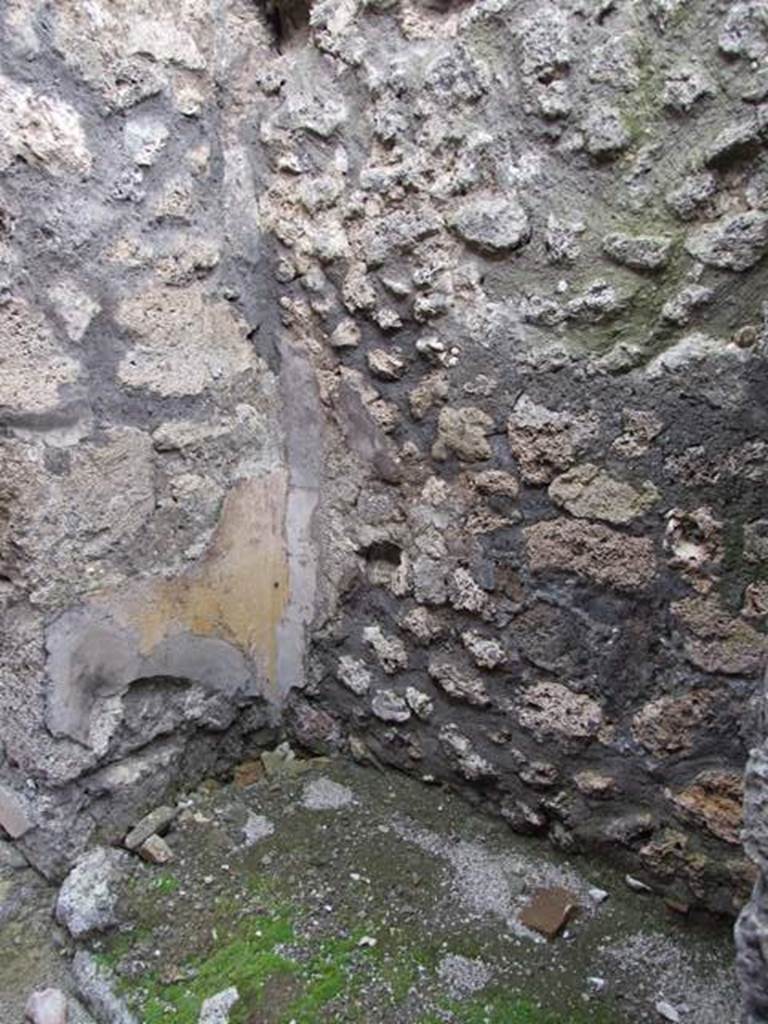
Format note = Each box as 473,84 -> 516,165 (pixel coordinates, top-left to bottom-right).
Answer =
149,871 -> 182,895
88,760 -> 736,1024
108,900 -> 622,1024
123,910 -> 297,1024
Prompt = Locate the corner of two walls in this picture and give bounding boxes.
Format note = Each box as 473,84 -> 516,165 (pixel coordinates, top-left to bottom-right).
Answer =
0,2 -> 767,974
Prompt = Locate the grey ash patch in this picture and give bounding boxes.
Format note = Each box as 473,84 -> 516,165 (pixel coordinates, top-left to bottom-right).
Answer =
437,953 -> 493,997
600,933 -> 738,1024
300,776 -> 355,810
242,813 -> 275,846
391,817 -> 594,938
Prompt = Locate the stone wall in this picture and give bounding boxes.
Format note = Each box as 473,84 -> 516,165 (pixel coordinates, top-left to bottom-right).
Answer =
0,0 -> 767,953
737,665 -> 768,1023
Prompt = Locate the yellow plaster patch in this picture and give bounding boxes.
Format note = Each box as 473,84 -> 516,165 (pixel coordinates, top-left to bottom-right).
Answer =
96,471 -> 289,696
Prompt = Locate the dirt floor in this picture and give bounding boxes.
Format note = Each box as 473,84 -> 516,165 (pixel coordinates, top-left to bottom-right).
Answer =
0,753 -> 740,1023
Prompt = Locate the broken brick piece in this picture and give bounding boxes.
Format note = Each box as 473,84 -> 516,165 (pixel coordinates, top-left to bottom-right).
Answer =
519,886 -> 578,939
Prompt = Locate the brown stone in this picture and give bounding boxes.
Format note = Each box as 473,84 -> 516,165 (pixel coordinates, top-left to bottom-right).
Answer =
507,394 -> 599,484
669,770 -> 744,845
519,887 -> 578,939
138,834 -> 174,864
435,406 -> 494,462
518,681 -> 603,743
632,690 -> 717,757
664,899 -> 690,916
233,760 -> 264,788
523,517 -> 656,591
548,463 -> 659,524
673,597 -> 767,675
575,770 -> 618,798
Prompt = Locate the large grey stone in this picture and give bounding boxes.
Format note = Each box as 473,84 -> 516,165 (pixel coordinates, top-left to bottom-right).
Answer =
0,784 -> 33,839
56,847 -> 132,939
685,211 -> 768,271
72,952 -> 137,1024
448,195 -> 531,255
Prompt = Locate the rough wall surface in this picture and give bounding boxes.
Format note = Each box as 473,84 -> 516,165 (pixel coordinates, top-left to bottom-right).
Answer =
0,0 -> 767,979
737,666 -> 768,1023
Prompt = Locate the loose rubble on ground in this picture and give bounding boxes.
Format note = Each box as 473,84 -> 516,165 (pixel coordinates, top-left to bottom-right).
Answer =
2,749 -> 738,1024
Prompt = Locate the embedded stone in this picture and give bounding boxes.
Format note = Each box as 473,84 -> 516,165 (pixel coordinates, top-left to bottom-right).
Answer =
123,114 -> 169,166
0,299 -> 79,413
408,372 -> 449,421
461,631 -> 507,669
357,207 -> 441,266
138,834 -> 174,865
612,409 -> 663,458
518,758 -> 559,789
439,724 -> 497,780
329,319 -> 361,349
448,568 -> 487,613
632,691 -> 717,757
744,519 -> 768,564
24,988 -> 68,1024
662,64 -> 714,112
507,395 -> 599,484
702,119 -> 764,168
399,606 -> 446,644
685,211 -> 768,271
0,784 -> 33,839
412,556 -> 448,606
435,406 -> 494,462
588,34 -> 640,91
47,279 -> 101,343
523,518 -> 656,590
665,172 -> 717,220
404,687 -> 434,720
72,951 -> 137,1024
368,348 -> 406,381
363,626 -> 408,674
575,771 -> 618,799
582,103 -> 631,159
520,8 -> 570,80
673,597 -> 767,674
0,75 -> 92,175
371,689 -> 411,723
548,464 -> 659,524
500,798 -> 548,835
517,682 -> 603,743
470,470 -> 519,499
428,656 -> 490,707
602,233 -> 673,271
670,771 -> 743,846
242,813 -> 275,846
519,887 -> 578,940
337,656 -> 371,696
664,507 -> 722,580
199,987 -> 239,1024
660,285 -> 713,325
116,283 -> 255,396
448,195 -> 531,255
719,1 -> 768,60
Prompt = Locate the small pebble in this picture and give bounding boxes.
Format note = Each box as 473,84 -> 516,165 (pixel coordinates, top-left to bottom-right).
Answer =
656,1000 -> 681,1023
625,875 -> 652,894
